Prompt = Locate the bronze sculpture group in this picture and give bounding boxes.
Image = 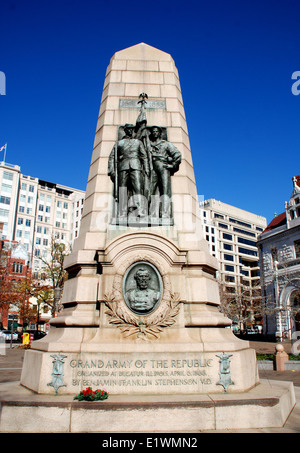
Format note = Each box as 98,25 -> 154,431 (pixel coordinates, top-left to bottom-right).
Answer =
108,94 -> 181,224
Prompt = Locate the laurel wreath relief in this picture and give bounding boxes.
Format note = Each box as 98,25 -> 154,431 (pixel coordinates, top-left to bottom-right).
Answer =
103,292 -> 181,340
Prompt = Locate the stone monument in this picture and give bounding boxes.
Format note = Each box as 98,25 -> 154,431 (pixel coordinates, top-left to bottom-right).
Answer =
21,43 -> 260,396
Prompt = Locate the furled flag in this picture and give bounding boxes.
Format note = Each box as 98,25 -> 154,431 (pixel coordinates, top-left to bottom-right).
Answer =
0,143 -> 7,162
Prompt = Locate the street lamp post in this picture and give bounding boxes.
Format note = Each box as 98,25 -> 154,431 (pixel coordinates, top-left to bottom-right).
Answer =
10,314 -> 15,349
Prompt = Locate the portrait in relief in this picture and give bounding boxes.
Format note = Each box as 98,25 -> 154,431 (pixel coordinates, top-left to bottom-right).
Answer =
123,262 -> 162,314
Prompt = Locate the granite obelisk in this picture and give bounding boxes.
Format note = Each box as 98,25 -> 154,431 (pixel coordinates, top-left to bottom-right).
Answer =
21,43 -> 259,395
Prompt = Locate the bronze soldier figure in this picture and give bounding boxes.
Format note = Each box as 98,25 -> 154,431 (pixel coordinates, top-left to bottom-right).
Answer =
149,126 -> 181,220
108,123 -> 149,218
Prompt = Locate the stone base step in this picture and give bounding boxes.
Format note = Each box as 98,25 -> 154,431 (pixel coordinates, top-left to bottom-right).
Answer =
0,379 -> 295,432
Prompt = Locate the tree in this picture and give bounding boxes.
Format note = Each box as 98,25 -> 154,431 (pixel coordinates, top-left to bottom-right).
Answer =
38,237 -> 70,316
16,276 -> 53,328
219,278 -> 263,331
0,245 -> 23,325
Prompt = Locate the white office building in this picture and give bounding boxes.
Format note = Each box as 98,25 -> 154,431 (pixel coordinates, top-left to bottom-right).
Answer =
199,199 -> 267,326
0,161 -> 85,274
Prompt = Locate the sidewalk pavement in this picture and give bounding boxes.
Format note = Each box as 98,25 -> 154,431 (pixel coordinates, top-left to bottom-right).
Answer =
249,340 -> 293,354
0,346 -> 24,383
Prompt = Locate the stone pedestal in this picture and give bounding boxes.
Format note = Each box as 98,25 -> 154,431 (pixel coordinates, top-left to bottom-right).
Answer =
274,344 -> 289,371
22,43 -> 259,396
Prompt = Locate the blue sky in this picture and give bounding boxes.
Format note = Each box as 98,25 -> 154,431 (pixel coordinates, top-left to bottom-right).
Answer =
0,0 -> 299,224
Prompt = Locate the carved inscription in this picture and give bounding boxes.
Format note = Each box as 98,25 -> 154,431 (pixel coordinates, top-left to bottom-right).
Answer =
119,99 -> 166,109
69,356 -> 214,389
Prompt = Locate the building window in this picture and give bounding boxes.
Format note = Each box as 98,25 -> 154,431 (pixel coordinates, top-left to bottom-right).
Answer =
25,219 -> 31,227
229,218 -> 251,229
238,247 -> 257,257
240,268 -> 249,276
295,240 -> 300,258
12,262 -> 23,273
224,243 -> 233,251
2,183 -> 12,193
0,196 -> 10,205
225,265 -> 234,272
0,209 -> 9,217
233,227 -> 256,237
218,223 -> 228,229
238,237 -> 257,247
28,185 -> 34,192
223,233 -> 233,241
3,171 -> 13,181
224,254 -> 234,261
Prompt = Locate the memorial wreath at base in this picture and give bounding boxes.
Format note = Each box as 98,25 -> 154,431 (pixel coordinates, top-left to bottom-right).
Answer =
73,387 -> 109,401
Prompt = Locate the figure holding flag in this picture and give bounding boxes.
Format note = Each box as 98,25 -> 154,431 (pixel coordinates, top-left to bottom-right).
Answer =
0,143 -> 7,162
